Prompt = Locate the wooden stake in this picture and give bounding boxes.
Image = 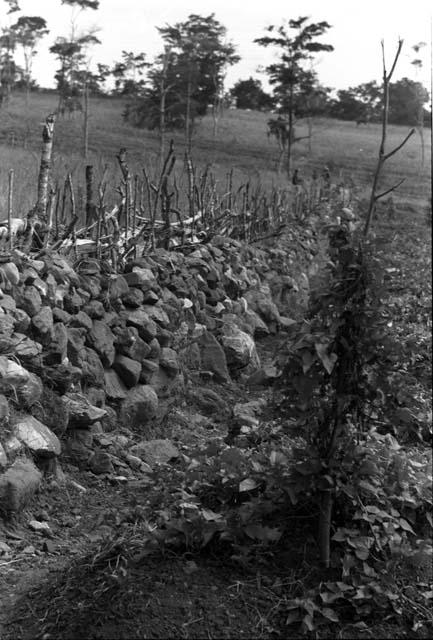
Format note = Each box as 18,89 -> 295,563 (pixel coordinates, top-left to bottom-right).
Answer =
7,169 -> 13,252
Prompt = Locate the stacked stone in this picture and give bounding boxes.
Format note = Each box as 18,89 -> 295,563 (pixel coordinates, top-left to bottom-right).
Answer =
0,231 -> 313,514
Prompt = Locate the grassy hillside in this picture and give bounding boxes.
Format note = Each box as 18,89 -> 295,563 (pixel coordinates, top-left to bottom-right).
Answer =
0,91 -> 430,218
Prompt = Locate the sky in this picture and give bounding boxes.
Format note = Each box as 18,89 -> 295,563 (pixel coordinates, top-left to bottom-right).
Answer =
0,0 -> 431,95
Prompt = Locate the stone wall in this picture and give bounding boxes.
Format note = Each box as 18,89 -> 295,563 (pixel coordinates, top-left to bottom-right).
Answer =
0,231 -> 315,515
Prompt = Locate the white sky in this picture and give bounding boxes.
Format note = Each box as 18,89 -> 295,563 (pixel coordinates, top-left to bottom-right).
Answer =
0,0 -> 431,95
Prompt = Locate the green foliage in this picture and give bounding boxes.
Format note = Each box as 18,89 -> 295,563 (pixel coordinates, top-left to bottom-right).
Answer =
124,13 -> 239,133
229,77 -> 274,111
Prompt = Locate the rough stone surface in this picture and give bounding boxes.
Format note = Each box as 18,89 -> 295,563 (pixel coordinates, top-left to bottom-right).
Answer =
89,450 -> 113,475
130,439 -> 179,467
63,393 -> 107,429
31,306 -> 54,345
113,355 -> 141,388
13,416 -> 61,457
104,369 -> 128,401
120,385 -> 158,431
87,320 -> 115,367
198,331 -> 230,382
221,323 -> 261,371
0,458 -> 42,514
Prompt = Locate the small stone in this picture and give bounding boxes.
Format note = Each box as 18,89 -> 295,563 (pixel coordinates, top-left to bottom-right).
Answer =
89,451 -> 113,475
29,520 -> 52,537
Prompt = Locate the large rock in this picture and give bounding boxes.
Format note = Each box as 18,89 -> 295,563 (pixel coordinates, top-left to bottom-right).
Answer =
124,309 -> 157,342
31,306 -> 54,345
31,387 -> 70,436
87,320 -> 115,367
13,416 -> 61,458
113,355 -> 141,388
221,323 -> 260,372
0,357 -> 30,392
62,393 -> 107,429
123,267 -> 155,290
67,327 -> 86,367
104,369 -> 128,401
130,439 -> 179,467
120,385 -> 158,431
16,372 -> 43,409
0,458 -> 42,514
81,348 -> 105,388
17,285 -> 42,317
197,331 -> 230,382
0,314 -> 15,338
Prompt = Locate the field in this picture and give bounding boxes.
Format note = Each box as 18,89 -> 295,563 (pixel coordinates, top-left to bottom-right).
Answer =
0,91 -> 431,219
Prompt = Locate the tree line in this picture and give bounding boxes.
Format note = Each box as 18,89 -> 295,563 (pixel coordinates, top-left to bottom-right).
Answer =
0,0 -> 430,169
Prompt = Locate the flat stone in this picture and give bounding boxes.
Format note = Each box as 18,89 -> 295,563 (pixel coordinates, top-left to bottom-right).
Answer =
0,458 -> 42,514
130,439 -> 179,467
63,393 -> 107,429
13,416 -> 61,457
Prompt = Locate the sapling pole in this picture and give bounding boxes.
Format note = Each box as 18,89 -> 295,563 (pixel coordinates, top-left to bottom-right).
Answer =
364,39 -> 415,237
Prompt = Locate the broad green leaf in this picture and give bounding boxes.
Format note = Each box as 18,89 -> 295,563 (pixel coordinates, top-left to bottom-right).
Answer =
315,342 -> 338,374
302,614 -> 315,632
398,518 -> 415,534
239,478 -> 258,492
244,524 -> 282,542
321,607 -> 339,622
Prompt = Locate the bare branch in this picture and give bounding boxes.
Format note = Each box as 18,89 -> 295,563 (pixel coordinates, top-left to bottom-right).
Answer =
374,178 -> 405,201
384,128 -> 415,160
386,38 -> 404,82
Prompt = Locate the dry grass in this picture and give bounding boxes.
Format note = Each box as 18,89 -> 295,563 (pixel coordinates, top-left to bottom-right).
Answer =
0,90 -> 430,218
